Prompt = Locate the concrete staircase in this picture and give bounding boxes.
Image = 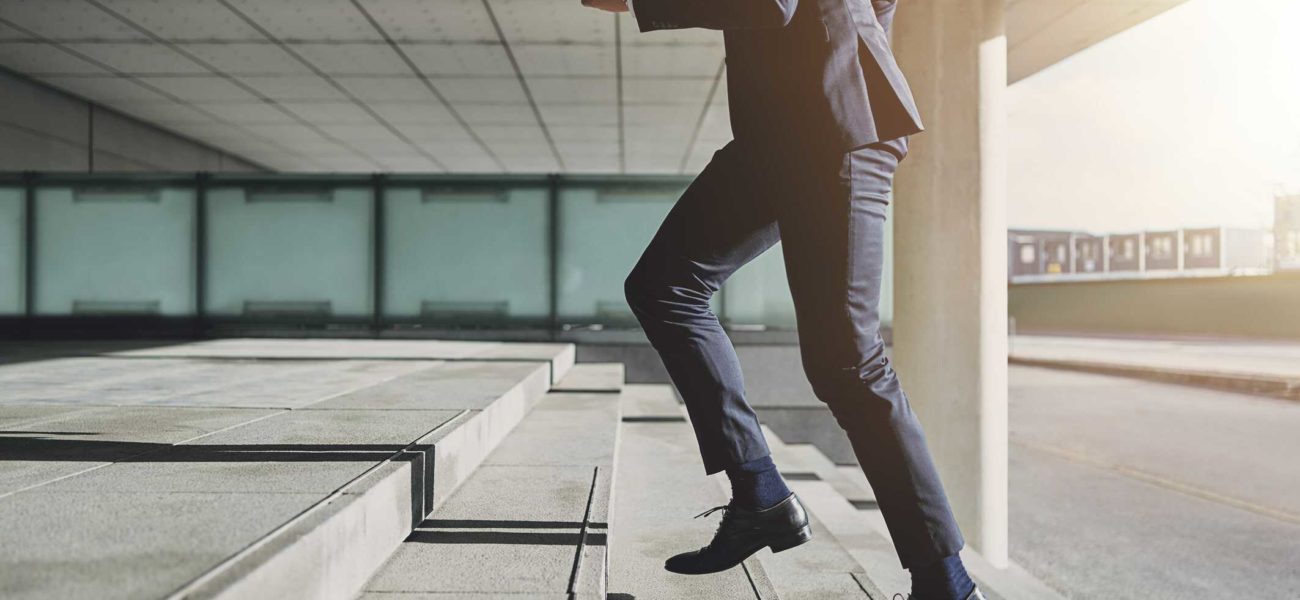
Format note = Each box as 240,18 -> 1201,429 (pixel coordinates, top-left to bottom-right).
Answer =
0,338 -> 1056,598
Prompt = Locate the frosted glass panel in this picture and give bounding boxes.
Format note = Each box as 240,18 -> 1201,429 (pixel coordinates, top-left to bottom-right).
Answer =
558,184 -> 692,326
206,185 -> 373,318
0,188 -> 23,315
722,242 -> 796,329
34,185 -> 195,316
384,185 -> 549,323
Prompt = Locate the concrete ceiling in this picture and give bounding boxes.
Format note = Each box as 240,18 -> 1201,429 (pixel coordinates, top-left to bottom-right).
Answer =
0,0 -> 1186,174
1007,0 -> 1187,83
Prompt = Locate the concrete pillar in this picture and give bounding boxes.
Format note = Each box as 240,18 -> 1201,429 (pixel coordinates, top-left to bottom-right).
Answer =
890,0 -> 1009,567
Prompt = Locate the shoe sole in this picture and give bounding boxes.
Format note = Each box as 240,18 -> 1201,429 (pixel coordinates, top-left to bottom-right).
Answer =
664,525 -> 814,575
768,524 -> 814,554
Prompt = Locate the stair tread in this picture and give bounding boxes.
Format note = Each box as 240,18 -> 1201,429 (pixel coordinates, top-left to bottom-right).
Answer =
0,341 -> 564,600
362,390 -> 620,598
551,363 -> 625,393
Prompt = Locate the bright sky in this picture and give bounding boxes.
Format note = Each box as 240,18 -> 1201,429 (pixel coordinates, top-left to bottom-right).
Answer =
1007,0 -> 1300,232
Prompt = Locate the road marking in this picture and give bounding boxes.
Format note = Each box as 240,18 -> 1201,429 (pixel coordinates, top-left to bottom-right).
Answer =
1012,437 -> 1300,526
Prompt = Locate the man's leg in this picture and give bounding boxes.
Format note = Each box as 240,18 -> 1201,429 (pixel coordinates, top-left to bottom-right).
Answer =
624,142 -> 779,475
774,139 -> 968,573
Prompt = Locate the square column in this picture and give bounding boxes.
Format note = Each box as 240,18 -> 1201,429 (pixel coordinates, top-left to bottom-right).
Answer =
890,0 -> 1009,567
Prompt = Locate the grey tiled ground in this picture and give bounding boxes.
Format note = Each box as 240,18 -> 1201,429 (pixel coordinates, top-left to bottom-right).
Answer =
365,381 -> 621,597
0,340 -> 565,599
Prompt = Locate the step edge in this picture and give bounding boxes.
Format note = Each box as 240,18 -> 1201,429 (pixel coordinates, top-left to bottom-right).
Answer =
167,364 -> 552,600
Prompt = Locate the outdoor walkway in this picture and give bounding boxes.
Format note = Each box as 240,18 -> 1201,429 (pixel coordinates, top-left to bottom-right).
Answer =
1009,335 -> 1300,400
0,338 -> 1069,599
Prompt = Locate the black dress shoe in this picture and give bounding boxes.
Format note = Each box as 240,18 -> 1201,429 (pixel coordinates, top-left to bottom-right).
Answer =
664,492 -> 812,575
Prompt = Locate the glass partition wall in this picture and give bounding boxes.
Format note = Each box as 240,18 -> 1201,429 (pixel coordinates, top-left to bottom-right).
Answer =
1,172 -> 894,337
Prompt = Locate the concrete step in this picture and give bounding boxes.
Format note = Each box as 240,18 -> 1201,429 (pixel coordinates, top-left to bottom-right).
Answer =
0,340 -> 572,600
552,362 -> 625,393
765,429 -> 1065,600
359,378 -> 624,597
608,384 -> 875,599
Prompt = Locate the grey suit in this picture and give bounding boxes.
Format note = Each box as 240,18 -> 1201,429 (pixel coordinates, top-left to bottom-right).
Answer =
623,0 -> 965,569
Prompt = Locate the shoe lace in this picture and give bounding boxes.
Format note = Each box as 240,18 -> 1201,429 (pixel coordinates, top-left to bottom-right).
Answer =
693,504 -> 738,542
892,595 -> 908,600
694,505 -> 729,519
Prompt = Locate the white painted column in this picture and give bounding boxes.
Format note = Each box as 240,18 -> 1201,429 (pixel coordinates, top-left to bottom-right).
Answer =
890,0 -> 1009,568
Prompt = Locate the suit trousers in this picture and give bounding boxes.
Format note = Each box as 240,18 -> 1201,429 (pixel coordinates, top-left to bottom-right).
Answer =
623,138 -> 965,568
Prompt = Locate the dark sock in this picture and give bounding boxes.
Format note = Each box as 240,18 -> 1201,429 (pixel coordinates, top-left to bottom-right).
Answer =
725,455 -> 791,511
910,553 -> 975,600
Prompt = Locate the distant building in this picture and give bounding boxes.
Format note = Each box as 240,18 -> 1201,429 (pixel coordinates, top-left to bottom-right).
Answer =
1143,230 -> 1181,271
1106,233 -> 1143,272
1009,224 -> 1269,282
1183,227 -> 1270,273
1007,229 -> 1075,278
1277,194 -> 1300,271
1073,234 -> 1104,274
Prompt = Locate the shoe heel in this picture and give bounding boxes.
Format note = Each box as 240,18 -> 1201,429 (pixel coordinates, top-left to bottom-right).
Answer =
768,525 -> 813,553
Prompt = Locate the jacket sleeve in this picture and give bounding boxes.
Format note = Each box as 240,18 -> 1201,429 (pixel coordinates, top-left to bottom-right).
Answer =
631,0 -> 798,32
871,0 -> 898,37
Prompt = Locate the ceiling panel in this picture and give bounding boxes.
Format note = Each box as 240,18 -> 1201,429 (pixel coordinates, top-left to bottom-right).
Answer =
623,77 -> 714,104
490,0 -> 612,44
366,102 -> 459,125
453,102 -> 536,125
188,101 -> 299,124
623,43 -> 723,78
135,76 -> 257,102
222,0 -> 381,42
513,44 -> 614,78
279,101 -> 378,124
62,42 -> 210,74
35,75 -> 167,101
3,0 -> 1185,174
0,0 -> 144,40
179,43 -> 313,75
401,43 -> 514,77
290,42 -> 409,75
403,124 -> 475,144
433,77 -> 528,104
528,77 -> 615,104
0,41 -> 106,74
0,21 -> 35,39
236,75 -> 348,101
358,0 -> 495,42
538,104 -> 617,126
112,101 -> 214,124
335,76 -> 438,102
94,0 -> 262,41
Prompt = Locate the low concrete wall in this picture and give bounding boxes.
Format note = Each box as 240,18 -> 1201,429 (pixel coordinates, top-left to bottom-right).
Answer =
1009,272 -> 1300,340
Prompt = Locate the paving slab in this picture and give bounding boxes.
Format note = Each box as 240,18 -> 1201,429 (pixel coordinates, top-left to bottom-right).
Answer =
38,409 -> 462,495
363,387 -> 621,599
551,363 -> 624,393
0,405 -> 96,429
0,343 -> 559,600
767,428 -> 1063,600
0,406 -> 277,495
1009,335 -> 1300,401
484,393 -> 620,467
607,386 -> 768,599
365,465 -> 598,595
0,490 -> 323,600
309,361 -> 549,412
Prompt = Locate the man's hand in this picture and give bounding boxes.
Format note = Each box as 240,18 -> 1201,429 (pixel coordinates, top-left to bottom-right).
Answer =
581,0 -> 629,13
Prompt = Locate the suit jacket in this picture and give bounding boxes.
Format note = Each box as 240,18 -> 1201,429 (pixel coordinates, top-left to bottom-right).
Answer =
631,0 -> 923,151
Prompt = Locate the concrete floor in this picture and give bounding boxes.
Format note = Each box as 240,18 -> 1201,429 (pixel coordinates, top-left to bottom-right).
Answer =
1009,365 -> 1300,599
